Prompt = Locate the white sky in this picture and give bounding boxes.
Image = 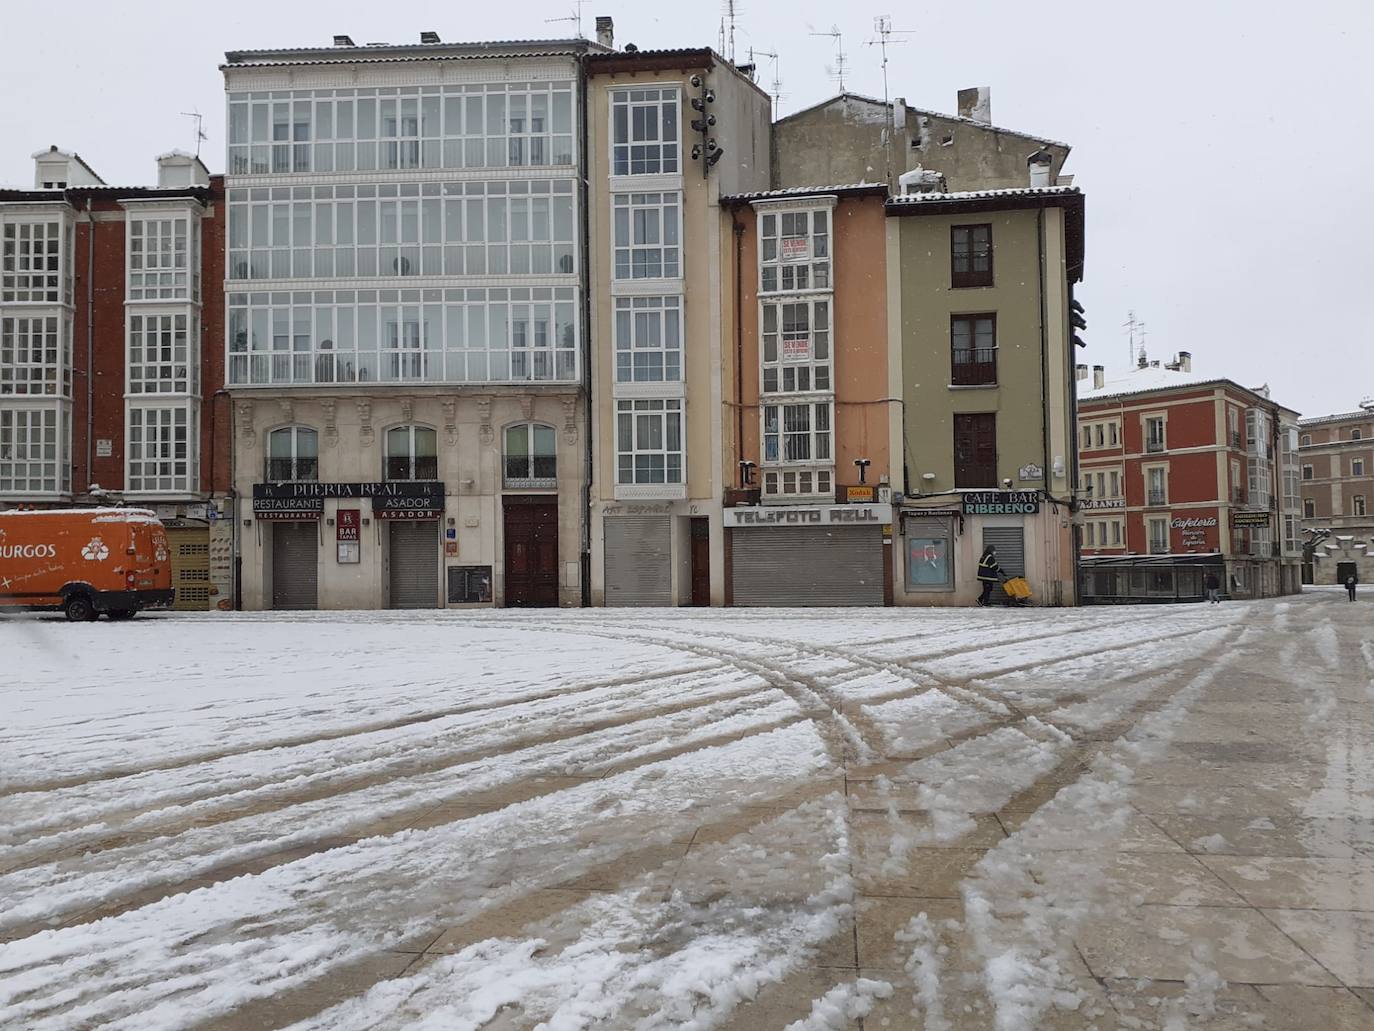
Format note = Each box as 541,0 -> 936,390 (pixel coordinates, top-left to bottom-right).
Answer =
2,0 -> 1369,416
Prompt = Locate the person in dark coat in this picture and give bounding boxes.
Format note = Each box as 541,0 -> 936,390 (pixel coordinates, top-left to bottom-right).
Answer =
1204,571 -> 1221,604
977,545 -> 1003,607
1347,573 -> 1359,602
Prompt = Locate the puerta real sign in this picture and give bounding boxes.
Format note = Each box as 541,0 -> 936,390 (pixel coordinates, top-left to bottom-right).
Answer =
961,490 -> 1040,515
252,481 -> 445,521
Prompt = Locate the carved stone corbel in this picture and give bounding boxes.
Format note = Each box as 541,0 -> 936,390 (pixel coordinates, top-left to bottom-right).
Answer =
356,398 -> 374,447
562,398 -> 578,445
399,397 -> 414,424
519,395 -> 534,422
278,398 -> 294,425
320,399 -> 338,449
237,401 -> 256,446
442,399 -> 458,446
477,397 -> 494,446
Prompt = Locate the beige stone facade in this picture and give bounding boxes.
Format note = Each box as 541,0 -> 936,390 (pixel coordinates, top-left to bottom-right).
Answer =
1300,406 -> 1374,585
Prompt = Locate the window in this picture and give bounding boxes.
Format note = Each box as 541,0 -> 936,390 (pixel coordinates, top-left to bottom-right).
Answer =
1112,520 -> 1123,546
954,412 -> 997,488
1145,416 -> 1166,452
1109,422 -> 1119,446
1146,466 -> 1167,506
762,467 -> 833,499
1354,429 -> 1363,441
1148,517 -> 1169,554
951,314 -> 996,385
950,224 -> 993,288
266,426 -> 318,481
1356,496 -> 1367,517
128,313 -> 197,394
615,296 -> 682,383
0,406 -> 69,494
763,401 -> 832,464
1095,425 -> 1105,448
385,425 -> 437,480
1,316 -> 68,396
616,399 -> 682,485
1302,464 -> 1313,480
127,404 -> 197,493
1109,470 -> 1121,498
129,216 -> 197,300
1300,433 -> 1311,447
1304,498 -> 1316,518
905,516 -> 954,590
227,286 -> 578,386
761,298 -> 830,393
759,209 -> 830,293
227,82 -> 576,176
1085,522 -> 1095,546
613,193 -> 680,279
503,423 -> 557,487
2,221 -> 62,302
1353,459 -> 1365,477
611,88 -> 679,175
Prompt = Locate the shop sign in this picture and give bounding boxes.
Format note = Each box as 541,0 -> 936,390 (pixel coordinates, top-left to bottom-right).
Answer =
724,503 -> 893,527
253,496 -> 323,520
336,509 -> 360,542
781,237 -> 809,261
1079,498 -> 1126,510
373,494 -> 444,520
1171,515 -> 1218,550
253,481 -> 443,500
1232,511 -> 1271,528
962,490 -> 1040,515
847,485 -> 875,503
1018,463 -> 1044,481
781,337 -> 810,362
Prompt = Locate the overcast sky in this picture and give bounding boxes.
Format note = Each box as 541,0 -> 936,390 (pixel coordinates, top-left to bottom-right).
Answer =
2,1 -> 1368,416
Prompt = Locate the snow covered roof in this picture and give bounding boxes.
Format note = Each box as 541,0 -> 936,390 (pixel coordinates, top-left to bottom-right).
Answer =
887,185 -> 1079,206
720,183 -> 887,204
0,507 -> 159,522
1299,407 -> 1374,426
775,92 -> 1071,150
1078,365 -> 1220,402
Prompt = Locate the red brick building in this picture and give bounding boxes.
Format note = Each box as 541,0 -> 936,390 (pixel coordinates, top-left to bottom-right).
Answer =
0,148 -> 230,608
1074,354 -> 1301,602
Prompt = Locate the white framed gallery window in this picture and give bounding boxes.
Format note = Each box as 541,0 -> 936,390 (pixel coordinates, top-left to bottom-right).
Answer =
0,405 -> 70,494
1,219 -> 68,303
127,403 -> 198,493
761,298 -> 831,393
616,398 -> 682,485
614,296 -> 682,383
504,422 -> 557,487
611,88 -> 680,176
759,208 -> 830,293
763,401 -> 832,463
128,312 -> 198,394
613,193 -> 680,280
128,215 -> 199,300
1,314 -> 70,396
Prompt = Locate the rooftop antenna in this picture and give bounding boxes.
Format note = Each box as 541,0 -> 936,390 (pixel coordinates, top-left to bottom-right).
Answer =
749,47 -> 784,118
544,0 -> 586,38
1123,310 -> 1147,368
723,0 -> 740,64
864,16 -> 911,181
181,109 -> 208,158
810,25 -> 847,93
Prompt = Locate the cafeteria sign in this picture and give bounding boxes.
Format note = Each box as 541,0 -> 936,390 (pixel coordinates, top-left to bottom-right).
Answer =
962,490 -> 1040,515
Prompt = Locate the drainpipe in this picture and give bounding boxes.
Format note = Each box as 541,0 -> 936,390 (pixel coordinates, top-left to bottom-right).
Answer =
733,219 -> 745,483
1036,204 -> 1056,602
85,197 -> 95,493
577,52 -> 593,607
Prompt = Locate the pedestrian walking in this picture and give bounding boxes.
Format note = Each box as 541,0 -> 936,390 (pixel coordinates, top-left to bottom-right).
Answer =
1204,571 -> 1222,605
1347,574 -> 1359,602
977,545 -> 1003,607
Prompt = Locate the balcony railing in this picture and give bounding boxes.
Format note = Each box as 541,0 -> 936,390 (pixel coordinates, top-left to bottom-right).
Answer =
951,348 -> 997,386
1146,439 -> 1166,453
1231,432 -> 1243,448
1233,488 -> 1247,503
1147,489 -> 1167,506
1149,541 -> 1170,554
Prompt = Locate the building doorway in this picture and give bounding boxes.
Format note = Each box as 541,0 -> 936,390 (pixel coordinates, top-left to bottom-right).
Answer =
271,521 -> 318,610
1337,561 -> 1358,586
504,496 -> 559,607
690,517 -> 710,606
389,521 -> 439,609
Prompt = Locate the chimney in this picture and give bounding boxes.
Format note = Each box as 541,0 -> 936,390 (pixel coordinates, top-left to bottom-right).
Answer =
1092,365 -> 1105,390
1028,149 -> 1053,188
332,34 -> 354,47
1177,350 -> 1192,373
155,151 -> 209,189
1075,363 -> 1089,382
957,87 -> 991,124
595,16 -> 614,49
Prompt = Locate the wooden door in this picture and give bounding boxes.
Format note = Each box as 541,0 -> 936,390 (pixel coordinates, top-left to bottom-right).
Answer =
504,497 -> 559,607
690,517 -> 710,606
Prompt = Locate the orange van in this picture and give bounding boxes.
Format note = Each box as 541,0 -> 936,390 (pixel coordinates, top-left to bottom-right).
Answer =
0,508 -> 174,621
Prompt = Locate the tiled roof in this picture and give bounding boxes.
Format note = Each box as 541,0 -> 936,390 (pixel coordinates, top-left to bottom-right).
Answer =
226,38 -> 593,58
720,183 -> 887,203
1299,408 -> 1374,426
775,92 -> 1071,150
887,185 -> 1080,206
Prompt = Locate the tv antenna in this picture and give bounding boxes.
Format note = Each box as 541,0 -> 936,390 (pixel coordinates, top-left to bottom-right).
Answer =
723,0 -> 741,64
544,0 -> 586,38
1123,310 -> 1148,367
810,25 -> 847,92
181,109 -> 208,158
749,47 -> 784,118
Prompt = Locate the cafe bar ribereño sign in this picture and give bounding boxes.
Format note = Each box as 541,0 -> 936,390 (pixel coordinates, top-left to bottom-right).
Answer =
252,481 -> 445,521
961,490 -> 1041,515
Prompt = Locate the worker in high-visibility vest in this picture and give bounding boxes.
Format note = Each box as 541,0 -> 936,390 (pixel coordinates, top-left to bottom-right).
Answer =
976,546 -> 1003,607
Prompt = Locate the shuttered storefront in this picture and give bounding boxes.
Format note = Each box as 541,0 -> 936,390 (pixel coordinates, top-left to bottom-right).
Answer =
271,522 -> 318,610
604,515 -> 672,606
981,526 -> 1026,577
732,526 -> 884,606
389,522 -> 439,609
166,526 -> 210,611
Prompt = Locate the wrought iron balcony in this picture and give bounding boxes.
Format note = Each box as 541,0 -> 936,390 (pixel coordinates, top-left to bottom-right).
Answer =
951,347 -> 997,386
1147,489 -> 1167,506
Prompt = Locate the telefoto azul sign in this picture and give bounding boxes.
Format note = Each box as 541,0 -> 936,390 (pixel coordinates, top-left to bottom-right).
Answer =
723,503 -> 893,527
962,491 -> 1040,515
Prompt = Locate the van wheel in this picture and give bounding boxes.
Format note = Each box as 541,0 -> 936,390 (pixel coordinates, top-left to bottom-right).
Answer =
108,609 -> 137,621
64,594 -> 96,622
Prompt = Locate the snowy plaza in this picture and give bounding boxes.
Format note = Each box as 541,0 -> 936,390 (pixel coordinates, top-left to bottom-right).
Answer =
2,593 -> 1373,1030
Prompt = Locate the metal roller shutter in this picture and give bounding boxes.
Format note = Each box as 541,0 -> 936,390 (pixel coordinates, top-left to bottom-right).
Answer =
271,522 -> 318,610
732,526 -> 884,606
981,526 -> 1026,577
604,515 -> 672,606
390,522 -> 439,609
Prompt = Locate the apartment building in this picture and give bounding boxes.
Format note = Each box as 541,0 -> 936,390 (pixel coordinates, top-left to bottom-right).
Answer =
1077,357 -> 1302,602
887,184 -> 1086,606
222,32 -> 599,610
1299,402 -> 1374,585
584,44 -> 771,606
0,147 -> 230,610
720,185 -> 895,605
